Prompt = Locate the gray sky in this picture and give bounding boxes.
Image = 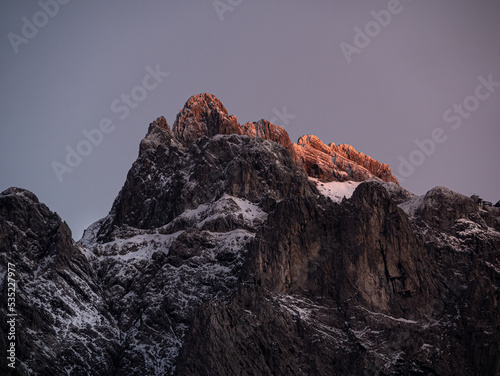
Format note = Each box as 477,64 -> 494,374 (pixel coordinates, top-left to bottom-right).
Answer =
1,0 -> 499,240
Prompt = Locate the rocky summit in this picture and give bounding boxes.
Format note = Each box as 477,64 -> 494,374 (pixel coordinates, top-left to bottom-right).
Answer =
1,93 -> 499,375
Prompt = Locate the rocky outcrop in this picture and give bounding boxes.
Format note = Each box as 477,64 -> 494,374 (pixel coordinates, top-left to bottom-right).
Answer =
293,134 -> 399,184
237,181 -> 428,314
0,188 -> 118,376
172,93 -> 242,147
96,128 -> 313,242
241,119 -> 296,159
139,115 -> 175,154
171,93 -> 399,184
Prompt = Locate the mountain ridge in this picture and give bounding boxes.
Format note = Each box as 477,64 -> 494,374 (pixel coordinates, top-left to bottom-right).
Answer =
168,93 -> 399,185
1,94 -> 499,375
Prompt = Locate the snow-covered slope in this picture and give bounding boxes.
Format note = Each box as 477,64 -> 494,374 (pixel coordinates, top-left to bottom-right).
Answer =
78,194 -> 267,374
310,178 -> 361,202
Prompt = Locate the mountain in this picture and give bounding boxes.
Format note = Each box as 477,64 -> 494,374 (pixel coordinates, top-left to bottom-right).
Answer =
1,93 -> 499,375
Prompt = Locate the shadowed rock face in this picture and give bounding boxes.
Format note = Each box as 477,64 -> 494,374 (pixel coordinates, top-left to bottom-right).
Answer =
1,94 -> 499,375
0,188 -> 119,376
176,182 -> 500,376
100,130 -> 313,241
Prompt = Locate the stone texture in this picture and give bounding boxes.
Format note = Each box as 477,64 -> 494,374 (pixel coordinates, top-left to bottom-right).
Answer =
172,93 -> 242,147
97,133 -> 312,242
177,181 -> 500,376
293,134 -> 399,184
241,119 -> 296,160
0,188 -> 118,376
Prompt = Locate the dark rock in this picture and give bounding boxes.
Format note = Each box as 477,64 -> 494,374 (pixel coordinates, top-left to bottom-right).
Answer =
98,134 -> 313,241
177,181 -> 500,375
0,188 -> 118,376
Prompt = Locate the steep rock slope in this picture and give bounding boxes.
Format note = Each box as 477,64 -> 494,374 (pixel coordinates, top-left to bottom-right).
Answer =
0,188 -> 118,376
77,111 -> 315,373
176,182 -> 500,375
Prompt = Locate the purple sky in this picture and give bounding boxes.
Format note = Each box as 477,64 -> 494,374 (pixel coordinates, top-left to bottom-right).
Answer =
1,0 -> 499,240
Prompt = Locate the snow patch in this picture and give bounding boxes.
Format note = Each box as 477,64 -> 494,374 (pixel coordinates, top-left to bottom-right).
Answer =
174,194 -> 267,229
310,178 -> 361,202
357,306 -> 419,325
398,195 -> 425,217
98,232 -> 182,260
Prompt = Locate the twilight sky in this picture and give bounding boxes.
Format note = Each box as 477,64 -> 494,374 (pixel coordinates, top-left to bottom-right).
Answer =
1,0 -> 499,240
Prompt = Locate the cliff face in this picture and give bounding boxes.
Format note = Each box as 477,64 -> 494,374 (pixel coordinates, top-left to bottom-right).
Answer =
176,182 -> 500,376
293,135 -> 399,183
1,94 -> 499,375
0,188 -> 118,376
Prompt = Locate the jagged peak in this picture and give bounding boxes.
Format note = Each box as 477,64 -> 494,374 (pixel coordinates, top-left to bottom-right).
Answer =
136,94 -> 398,185
337,143 -> 358,153
172,93 -> 241,146
241,119 -> 295,157
297,134 -> 332,155
149,115 -> 169,131
0,187 -> 40,203
181,93 -> 229,116
139,116 -> 176,154
242,119 -> 286,137
294,134 -> 398,184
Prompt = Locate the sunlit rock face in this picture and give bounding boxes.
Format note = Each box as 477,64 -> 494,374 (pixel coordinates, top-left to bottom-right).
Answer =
172,93 -> 242,147
1,94 -> 499,376
293,134 -> 399,184
173,93 -> 400,184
